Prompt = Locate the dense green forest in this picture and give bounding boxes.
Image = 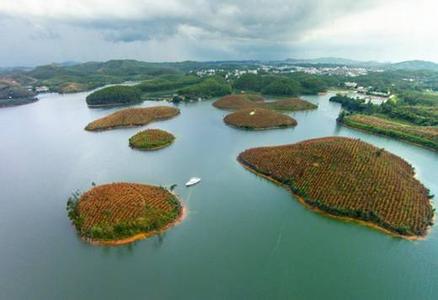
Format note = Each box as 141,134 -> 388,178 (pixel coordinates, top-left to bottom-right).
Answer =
232,73 -> 329,96
27,60 -> 184,93
331,93 -> 438,150
136,75 -> 201,93
331,94 -> 438,126
4,59 -> 438,109
178,76 -> 232,98
86,85 -> 142,106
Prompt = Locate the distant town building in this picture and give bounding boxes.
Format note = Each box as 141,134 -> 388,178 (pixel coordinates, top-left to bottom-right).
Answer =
35,86 -> 49,93
344,82 -> 358,88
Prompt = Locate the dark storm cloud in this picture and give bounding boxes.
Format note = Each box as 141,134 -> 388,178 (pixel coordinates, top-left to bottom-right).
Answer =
58,0 -> 379,43
4,0 -> 432,66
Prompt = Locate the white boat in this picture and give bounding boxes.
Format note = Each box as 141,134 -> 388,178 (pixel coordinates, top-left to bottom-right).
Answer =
185,177 -> 201,187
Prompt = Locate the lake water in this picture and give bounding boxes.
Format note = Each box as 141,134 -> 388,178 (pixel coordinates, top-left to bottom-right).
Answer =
0,92 -> 437,299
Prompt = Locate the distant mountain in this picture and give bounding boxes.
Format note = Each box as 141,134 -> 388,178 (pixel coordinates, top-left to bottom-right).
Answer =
59,61 -> 81,67
0,66 -> 33,74
284,57 -> 383,67
283,58 -> 438,71
388,60 -> 438,71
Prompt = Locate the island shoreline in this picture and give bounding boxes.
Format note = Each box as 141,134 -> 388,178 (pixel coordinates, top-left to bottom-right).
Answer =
237,157 -> 430,240
129,140 -> 174,151
83,193 -> 187,247
224,121 -> 295,131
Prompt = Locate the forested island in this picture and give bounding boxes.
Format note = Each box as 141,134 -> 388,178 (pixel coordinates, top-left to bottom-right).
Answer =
85,106 -> 180,131
224,108 -> 297,130
129,129 -> 175,150
238,137 -> 434,238
66,183 -> 184,245
213,94 -> 317,111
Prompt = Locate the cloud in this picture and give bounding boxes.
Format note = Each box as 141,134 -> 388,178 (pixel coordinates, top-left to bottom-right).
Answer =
0,0 -> 380,43
0,0 -> 437,66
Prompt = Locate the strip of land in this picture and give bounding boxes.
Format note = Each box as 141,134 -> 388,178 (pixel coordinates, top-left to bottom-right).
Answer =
342,114 -> 438,151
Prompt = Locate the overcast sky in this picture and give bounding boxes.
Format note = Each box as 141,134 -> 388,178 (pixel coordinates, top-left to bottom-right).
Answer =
1,0 -> 437,67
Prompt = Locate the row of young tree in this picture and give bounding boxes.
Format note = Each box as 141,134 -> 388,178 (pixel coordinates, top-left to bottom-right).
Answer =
238,137 -> 434,237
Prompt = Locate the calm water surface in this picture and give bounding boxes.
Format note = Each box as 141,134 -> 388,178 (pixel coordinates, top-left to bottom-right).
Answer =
0,92 -> 437,299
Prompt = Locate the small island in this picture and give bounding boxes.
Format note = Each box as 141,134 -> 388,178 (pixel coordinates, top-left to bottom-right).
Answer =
213,94 -> 317,112
264,98 -> 318,111
213,94 -> 264,110
66,183 -> 184,246
129,129 -> 175,150
238,137 -> 434,238
86,85 -> 142,107
85,106 -> 180,131
224,108 -> 297,130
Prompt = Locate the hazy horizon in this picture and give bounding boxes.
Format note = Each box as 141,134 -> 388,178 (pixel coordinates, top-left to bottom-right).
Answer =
1,0 -> 438,67
0,56 -> 429,69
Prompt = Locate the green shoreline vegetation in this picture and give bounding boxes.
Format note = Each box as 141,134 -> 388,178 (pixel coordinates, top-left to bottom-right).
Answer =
342,114 -> 438,151
66,183 -> 183,244
331,94 -> 438,151
86,85 -> 142,107
129,129 -> 175,150
238,137 -> 435,238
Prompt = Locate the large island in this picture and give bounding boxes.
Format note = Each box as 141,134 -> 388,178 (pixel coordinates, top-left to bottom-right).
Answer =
238,137 -> 434,238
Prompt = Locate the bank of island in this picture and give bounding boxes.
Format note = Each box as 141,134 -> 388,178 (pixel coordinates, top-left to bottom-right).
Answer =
224,108 -> 297,130
66,183 -> 184,246
213,94 -> 317,112
85,106 -> 180,131
213,94 -> 315,130
238,137 -> 434,239
129,129 -> 175,150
